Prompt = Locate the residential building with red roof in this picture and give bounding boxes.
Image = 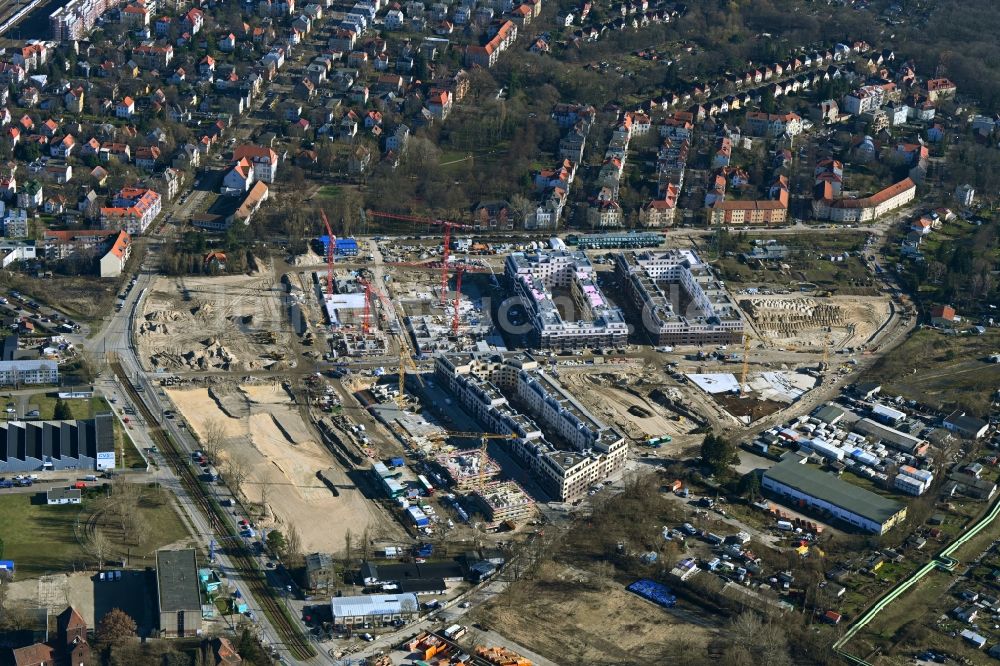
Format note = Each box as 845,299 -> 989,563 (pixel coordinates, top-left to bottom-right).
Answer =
100,187 -> 162,235
100,230 -> 131,277
464,20 -> 517,68
233,144 -> 279,182
813,177 -> 916,223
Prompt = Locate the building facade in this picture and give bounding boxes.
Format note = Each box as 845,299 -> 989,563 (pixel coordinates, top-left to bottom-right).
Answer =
100,187 -> 162,235
813,178 -> 916,222
614,249 -> 744,345
504,250 -> 627,350
0,413 -> 114,473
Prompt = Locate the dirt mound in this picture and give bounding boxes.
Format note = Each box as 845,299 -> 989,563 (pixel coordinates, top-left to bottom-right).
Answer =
145,309 -> 185,323
138,322 -> 169,335
190,303 -> 214,318
290,249 -> 323,266
208,386 -> 250,419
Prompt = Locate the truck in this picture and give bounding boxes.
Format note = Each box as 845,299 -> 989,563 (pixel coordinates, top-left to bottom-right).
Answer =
205,467 -> 219,482
776,520 -> 794,531
443,624 -> 467,640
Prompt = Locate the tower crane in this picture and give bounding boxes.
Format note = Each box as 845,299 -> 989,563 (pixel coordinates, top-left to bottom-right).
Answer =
451,264 -> 465,337
320,210 -> 335,299
364,210 -> 473,306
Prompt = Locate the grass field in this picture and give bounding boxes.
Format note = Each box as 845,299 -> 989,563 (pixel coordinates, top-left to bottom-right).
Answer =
0,494 -> 89,578
24,394 -> 108,420
478,561 -> 720,665
713,232 -> 879,294
865,328 -> 1000,415
0,486 -> 192,579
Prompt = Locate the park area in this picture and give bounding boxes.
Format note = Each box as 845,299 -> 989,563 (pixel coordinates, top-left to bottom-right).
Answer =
0,484 -> 191,579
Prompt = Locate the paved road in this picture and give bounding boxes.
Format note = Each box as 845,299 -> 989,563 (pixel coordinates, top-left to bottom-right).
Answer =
82,243 -> 335,665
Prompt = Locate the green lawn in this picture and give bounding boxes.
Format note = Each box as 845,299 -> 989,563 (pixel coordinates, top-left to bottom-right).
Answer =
0,493 -> 89,578
316,185 -> 342,199
24,393 -> 108,420
0,486 -> 192,579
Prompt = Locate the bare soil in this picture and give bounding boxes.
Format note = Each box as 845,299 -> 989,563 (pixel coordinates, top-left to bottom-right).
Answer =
480,561 -> 720,665
166,382 -> 402,553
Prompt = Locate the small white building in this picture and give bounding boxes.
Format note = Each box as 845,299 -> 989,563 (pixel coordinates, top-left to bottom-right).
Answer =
47,487 -> 82,505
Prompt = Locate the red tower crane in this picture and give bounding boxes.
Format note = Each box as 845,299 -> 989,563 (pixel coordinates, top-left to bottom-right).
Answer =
451,264 -> 464,337
364,210 -> 472,305
320,210 -> 336,298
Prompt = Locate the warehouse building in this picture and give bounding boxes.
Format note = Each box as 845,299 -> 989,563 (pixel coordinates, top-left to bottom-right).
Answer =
762,455 -> 907,534
156,549 -> 202,638
852,418 -> 929,455
614,249 -> 744,345
330,593 -> 419,629
0,413 -> 115,472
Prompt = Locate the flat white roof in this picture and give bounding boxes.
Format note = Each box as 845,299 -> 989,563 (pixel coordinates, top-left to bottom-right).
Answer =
330,593 -> 419,617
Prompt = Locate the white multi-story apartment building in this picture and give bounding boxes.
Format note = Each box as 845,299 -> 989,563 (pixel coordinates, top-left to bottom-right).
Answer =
504,250 -> 628,350
0,360 -> 58,385
614,249 -> 744,345
434,353 -> 627,501
233,145 -> 279,183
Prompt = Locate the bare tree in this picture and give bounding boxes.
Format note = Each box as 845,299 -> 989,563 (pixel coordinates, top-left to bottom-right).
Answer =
221,454 -> 250,501
286,524 -> 302,564
360,526 -> 371,562
201,419 -> 227,461
343,529 -> 353,565
257,469 -> 274,521
86,529 -> 113,569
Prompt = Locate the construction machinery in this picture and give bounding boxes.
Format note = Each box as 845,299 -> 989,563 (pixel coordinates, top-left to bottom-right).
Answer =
364,210 -> 473,306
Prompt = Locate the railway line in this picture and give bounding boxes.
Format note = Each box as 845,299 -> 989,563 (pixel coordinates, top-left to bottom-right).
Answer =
109,353 -> 317,661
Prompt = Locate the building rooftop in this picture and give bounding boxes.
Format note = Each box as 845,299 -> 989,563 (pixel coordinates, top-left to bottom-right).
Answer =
330,593 -> 419,617
156,549 -> 202,613
764,457 -> 904,526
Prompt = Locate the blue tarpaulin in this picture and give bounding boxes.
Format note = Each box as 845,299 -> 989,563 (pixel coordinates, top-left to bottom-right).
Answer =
627,579 -> 676,608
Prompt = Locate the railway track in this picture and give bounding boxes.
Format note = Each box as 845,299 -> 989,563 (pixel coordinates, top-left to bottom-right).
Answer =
109,355 -> 316,661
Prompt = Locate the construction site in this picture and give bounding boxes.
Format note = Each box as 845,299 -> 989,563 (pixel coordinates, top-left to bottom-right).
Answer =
138,268 -> 294,373
738,293 -> 893,353
165,381 -> 404,553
